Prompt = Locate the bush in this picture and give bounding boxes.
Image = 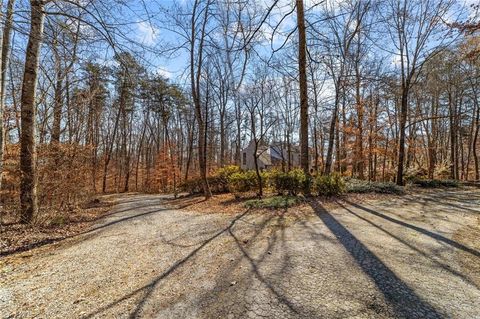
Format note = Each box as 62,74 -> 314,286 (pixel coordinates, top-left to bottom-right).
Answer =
180,177 -> 204,194
413,179 -> 459,188
314,173 -> 346,196
207,176 -> 228,193
180,176 -> 226,194
245,195 -> 300,209
405,167 -> 428,183
346,179 -> 404,194
181,166 -> 242,195
270,168 -> 307,195
215,165 -> 241,183
435,164 -> 451,179
227,170 -> 260,196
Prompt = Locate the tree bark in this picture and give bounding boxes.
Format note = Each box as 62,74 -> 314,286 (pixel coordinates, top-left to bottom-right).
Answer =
51,67 -> 62,143
325,91 -> 340,175
190,0 -> 212,199
396,83 -> 409,186
296,0 -> 309,182
20,0 -> 45,223
0,0 -> 15,190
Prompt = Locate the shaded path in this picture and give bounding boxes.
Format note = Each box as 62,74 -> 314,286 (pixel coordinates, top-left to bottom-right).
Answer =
310,201 -> 441,318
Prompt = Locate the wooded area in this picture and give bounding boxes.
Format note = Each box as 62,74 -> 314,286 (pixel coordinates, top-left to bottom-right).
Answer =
0,0 -> 478,223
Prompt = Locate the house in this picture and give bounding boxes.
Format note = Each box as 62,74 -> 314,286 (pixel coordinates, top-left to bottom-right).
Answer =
240,140 -> 301,170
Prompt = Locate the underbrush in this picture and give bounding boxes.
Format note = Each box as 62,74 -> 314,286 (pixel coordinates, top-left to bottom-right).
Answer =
2,143 -> 95,224
411,179 -> 459,188
346,179 -> 404,194
0,197 -> 113,257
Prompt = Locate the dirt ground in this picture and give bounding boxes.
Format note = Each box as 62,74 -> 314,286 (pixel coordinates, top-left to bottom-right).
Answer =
1,189 -> 479,318
0,198 -> 114,257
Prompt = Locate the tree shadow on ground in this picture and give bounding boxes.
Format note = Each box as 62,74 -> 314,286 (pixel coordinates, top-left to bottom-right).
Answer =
84,207 -> 314,318
344,200 -> 480,258
417,193 -> 480,215
85,208 -> 168,234
225,212 -> 305,315
0,204 -> 169,257
309,199 -> 443,319
81,209 -> 251,319
337,201 -> 480,290
169,208 -> 317,318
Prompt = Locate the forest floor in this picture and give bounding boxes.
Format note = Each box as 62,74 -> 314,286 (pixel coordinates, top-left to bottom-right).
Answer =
1,188 -> 479,318
0,198 -> 115,257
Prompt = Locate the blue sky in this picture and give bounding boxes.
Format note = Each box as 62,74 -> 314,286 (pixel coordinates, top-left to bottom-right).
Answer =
125,0 -> 478,85
122,0 -> 301,84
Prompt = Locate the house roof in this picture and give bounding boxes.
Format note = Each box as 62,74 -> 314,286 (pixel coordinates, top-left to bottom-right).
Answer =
270,145 -> 283,160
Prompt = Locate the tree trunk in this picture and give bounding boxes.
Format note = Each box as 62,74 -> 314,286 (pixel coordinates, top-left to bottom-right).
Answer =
396,87 -> 409,186
325,92 -> 340,175
253,142 -> 263,197
354,50 -> 364,179
468,81 -> 480,180
0,0 -> 15,191
220,111 -> 225,167
296,0 -> 309,182
190,0 -> 211,199
51,67 -> 62,143
102,105 -> 121,193
20,0 -> 45,223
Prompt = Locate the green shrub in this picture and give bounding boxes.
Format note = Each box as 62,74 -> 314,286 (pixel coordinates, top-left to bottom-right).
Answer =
270,168 -> 307,195
215,165 -> 241,182
314,173 -> 346,196
413,179 -> 458,188
346,179 -> 404,194
227,170 -> 259,195
180,175 -> 230,194
207,165 -> 243,193
245,195 -> 300,209
269,170 -> 287,194
370,182 -> 404,194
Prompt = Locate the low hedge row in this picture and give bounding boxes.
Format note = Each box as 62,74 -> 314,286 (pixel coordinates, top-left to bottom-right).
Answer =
181,166 -> 346,196
182,168 -> 460,198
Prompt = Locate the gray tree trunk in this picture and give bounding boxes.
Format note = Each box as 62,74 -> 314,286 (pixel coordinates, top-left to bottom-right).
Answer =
296,0 -> 309,182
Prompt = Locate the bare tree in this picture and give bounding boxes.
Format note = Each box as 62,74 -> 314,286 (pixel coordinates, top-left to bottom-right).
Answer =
383,0 -> 458,185
296,0 -> 310,185
20,0 -> 46,223
0,0 -> 15,191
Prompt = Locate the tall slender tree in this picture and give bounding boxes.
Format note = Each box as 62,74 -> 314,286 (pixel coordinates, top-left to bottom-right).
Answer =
297,0 -> 310,184
20,0 -> 46,223
0,0 -> 15,190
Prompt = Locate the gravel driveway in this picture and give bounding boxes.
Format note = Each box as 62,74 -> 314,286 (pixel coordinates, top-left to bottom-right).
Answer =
1,190 -> 479,319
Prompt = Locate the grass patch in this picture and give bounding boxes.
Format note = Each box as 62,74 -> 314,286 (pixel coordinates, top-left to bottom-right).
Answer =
346,179 -> 404,194
245,196 -> 301,209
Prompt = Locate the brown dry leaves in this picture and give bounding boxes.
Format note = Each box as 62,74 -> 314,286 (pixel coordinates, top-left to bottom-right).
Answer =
0,198 -> 114,257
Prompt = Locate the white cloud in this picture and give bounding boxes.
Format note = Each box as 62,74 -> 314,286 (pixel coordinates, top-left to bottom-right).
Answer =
136,21 -> 158,46
157,67 -> 172,79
